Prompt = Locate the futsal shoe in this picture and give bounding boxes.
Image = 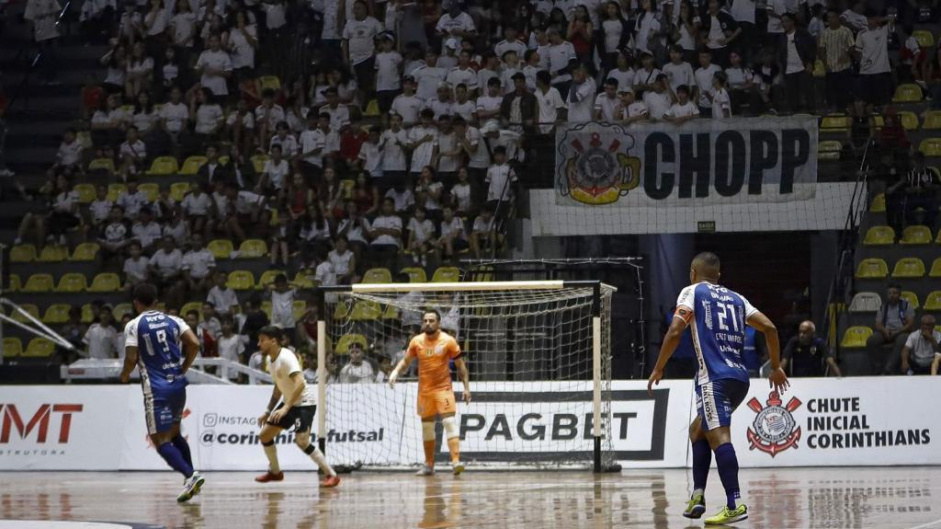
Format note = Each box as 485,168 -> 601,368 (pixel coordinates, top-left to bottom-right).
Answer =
704,504 -> 748,525
255,471 -> 285,483
451,461 -> 465,476
177,472 -> 206,503
682,492 -> 705,519
416,465 -> 435,476
321,475 -> 341,488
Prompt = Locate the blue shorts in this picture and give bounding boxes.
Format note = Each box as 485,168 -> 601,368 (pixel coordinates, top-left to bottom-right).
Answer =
696,379 -> 749,431
144,387 -> 186,435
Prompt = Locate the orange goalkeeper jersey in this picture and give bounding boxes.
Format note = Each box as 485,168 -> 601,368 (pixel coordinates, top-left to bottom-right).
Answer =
407,331 -> 462,394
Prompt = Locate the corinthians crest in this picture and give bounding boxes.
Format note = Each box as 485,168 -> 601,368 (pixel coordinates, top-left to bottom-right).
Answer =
556,123 -> 642,205
746,391 -> 802,457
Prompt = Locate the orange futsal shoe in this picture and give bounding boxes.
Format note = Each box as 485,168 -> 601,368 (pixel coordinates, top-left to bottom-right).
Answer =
255,471 -> 285,483
321,475 -> 341,488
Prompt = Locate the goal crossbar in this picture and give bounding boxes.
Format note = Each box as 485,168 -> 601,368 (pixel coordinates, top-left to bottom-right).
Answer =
318,280 -> 618,294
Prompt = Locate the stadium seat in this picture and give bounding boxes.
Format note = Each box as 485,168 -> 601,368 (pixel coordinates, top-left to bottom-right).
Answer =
80,304 -> 94,323
362,268 -> 392,284
924,111 -> 941,130
138,183 -> 159,202
87,273 -> 121,292
870,193 -> 885,212
88,158 -> 115,173
893,83 -> 923,103
849,292 -> 881,313
400,267 -> 428,283
112,303 -> 133,320
147,156 -> 180,175
3,338 -> 23,359
432,267 -> 461,283
259,75 -> 281,92
207,239 -> 234,259
12,304 -> 39,324
350,300 -> 383,321
56,273 -> 88,293
931,258 -> 941,278
925,291 -> 941,311
913,30 -> 935,48
260,301 -> 273,320
251,154 -> 269,174
472,265 -> 495,282
237,239 -> 267,258
218,156 -> 230,165
10,244 -> 36,263
23,338 -> 55,358
363,99 -> 380,117
900,291 -> 920,310
70,242 -> 100,262
293,271 -> 316,289
855,258 -> 888,279
257,270 -> 285,289
820,114 -> 850,132
920,138 -> 941,157
38,245 -> 69,262
180,301 -> 203,319
74,183 -> 96,203
8,274 -> 19,292
180,156 -> 207,175
227,270 -> 255,290
818,140 -> 842,160
812,59 -> 825,78
42,304 -> 71,324
340,179 -> 355,199
293,300 -> 307,321
862,226 -> 895,245
335,334 -> 368,355
899,111 -> 919,131
22,273 -> 54,293
106,183 -> 127,202
170,182 -> 192,202
892,257 -> 926,278
899,225 -> 932,245
333,300 -> 352,320
841,326 -> 872,348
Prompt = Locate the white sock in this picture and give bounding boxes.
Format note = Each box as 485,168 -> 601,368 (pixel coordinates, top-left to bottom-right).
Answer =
263,444 -> 281,474
308,446 -> 336,477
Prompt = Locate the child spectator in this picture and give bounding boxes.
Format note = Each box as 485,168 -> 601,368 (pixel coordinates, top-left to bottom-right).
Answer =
406,207 -> 435,266
207,271 -> 240,315
267,274 -> 298,337
122,241 -> 150,293
217,316 -> 247,380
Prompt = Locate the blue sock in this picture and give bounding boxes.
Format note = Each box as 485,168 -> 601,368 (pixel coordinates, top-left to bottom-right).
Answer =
692,439 -> 711,494
714,443 -> 740,509
157,442 -> 194,479
172,435 -> 193,468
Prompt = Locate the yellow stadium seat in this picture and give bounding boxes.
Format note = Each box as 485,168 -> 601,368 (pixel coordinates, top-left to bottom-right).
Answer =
840,326 -> 872,348
23,338 -> 55,358
10,244 -> 36,263
70,242 -> 100,262
38,245 -> 68,262
88,158 -> 115,173
260,301 -> 273,320
350,300 -> 383,320
856,258 -> 888,279
362,268 -> 392,284
259,75 -> 281,92
257,270 -> 285,289
870,193 -> 885,213
931,258 -> 941,278
818,140 -> 842,160
920,138 -> 941,157
147,156 -> 180,175
180,156 -> 207,175
106,183 -> 127,203
900,225 -> 932,245
340,179 -> 355,200
74,183 -> 96,203
3,338 -> 23,359
900,291 -> 920,310
8,274 -> 19,292
22,273 -> 54,293
207,239 -> 234,259
181,301 -> 203,319
80,304 -> 94,323
293,300 -> 307,322
820,114 -> 850,132
87,273 -> 121,292
899,111 -> 919,131
924,111 -> 941,130
400,267 -> 428,283
913,30 -> 935,48
925,291 -> 941,311
892,257 -> 925,278
893,83 -> 923,103
432,267 -> 461,283
112,303 -> 134,320
472,265 -> 495,282
138,183 -> 159,202
335,334 -> 368,355
170,182 -> 192,202
812,59 -> 825,78
293,271 -> 316,289
12,304 -> 39,323
227,270 -> 255,290
42,304 -> 72,324
237,239 -> 268,258
863,226 -> 895,245
849,292 -> 881,312
56,273 -> 88,293
363,99 -> 381,117
218,156 -> 230,166
333,300 -> 352,320
251,154 -> 269,174
383,304 -> 400,319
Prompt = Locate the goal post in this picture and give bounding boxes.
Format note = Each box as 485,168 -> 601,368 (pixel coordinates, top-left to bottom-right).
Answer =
315,280 -> 618,472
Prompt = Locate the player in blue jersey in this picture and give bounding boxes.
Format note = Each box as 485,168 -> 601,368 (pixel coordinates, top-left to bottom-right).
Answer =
648,252 -> 789,525
120,283 -> 204,503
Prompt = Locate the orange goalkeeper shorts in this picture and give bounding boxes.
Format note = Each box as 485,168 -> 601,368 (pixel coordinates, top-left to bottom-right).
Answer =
417,391 -> 456,419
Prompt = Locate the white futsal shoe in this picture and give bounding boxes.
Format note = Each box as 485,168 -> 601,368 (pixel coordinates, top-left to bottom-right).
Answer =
416,465 -> 435,476
178,471 -> 206,503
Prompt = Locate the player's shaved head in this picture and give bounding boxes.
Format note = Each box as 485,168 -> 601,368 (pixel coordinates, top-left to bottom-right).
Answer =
691,252 -> 721,283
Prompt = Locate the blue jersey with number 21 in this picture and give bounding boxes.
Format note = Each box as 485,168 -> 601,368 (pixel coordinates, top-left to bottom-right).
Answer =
675,282 -> 759,386
124,310 -> 190,392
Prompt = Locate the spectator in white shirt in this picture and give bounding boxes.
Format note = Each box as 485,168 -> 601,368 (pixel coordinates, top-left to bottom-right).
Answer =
182,234 -> 216,296
216,317 -> 247,380
207,271 -> 240,315
711,72 -> 732,119
406,207 -> 435,266
407,108 -> 438,177
159,86 -> 188,145
664,85 -> 701,124
485,146 -> 518,213
594,78 -> 620,121
122,241 -> 150,294
339,344 -> 376,383
567,63 -> 597,123
342,0 -> 384,96
367,198 -> 403,268
694,49 -> 723,116
436,205 -> 469,261
390,76 -> 422,126
194,34 -> 232,97
535,70 -> 566,134
853,12 -> 894,108
374,33 -> 403,123
546,27 -> 577,98
130,207 -> 162,252
118,126 -> 147,179
181,183 -> 213,236
380,113 -> 409,181
470,207 -> 497,259
53,129 -> 84,171
83,307 -> 117,359
616,87 -> 649,124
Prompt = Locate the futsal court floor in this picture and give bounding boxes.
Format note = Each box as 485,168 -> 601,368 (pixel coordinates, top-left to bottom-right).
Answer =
0,467 -> 938,529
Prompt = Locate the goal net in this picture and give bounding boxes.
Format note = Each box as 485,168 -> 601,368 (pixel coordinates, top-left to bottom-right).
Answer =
315,281 -> 617,472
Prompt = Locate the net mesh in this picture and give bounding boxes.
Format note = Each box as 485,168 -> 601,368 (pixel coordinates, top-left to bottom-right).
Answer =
320,283 -> 616,470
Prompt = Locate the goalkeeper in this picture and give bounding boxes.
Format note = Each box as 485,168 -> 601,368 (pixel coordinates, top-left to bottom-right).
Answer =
389,309 -> 471,476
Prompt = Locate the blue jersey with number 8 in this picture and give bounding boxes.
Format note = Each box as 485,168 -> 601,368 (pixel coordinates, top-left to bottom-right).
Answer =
675,282 -> 759,386
125,310 -> 190,392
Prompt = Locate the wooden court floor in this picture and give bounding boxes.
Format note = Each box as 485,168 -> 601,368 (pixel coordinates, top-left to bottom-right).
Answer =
0,467 -> 938,529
